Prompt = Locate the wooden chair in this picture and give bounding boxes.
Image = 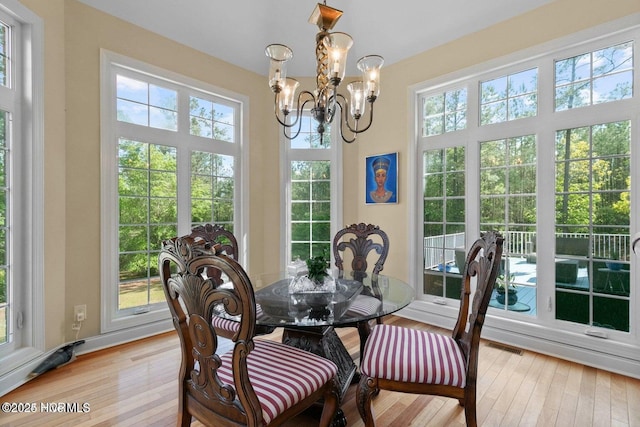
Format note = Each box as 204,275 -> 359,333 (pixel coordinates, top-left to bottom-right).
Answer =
189,224 -> 239,287
332,223 -> 390,360
159,235 -> 340,427
356,231 -> 504,427
190,223 -> 238,258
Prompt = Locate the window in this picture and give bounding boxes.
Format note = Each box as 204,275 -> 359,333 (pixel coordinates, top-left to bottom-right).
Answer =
290,160 -> 332,260
282,113 -> 340,266
0,0 -> 45,386
189,95 -> 235,142
117,139 -> 177,311
422,88 -> 467,136
116,75 -> 178,130
101,52 -> 247,332
422,147 -> 466,300
414,26 -> 638,365
555,42 -> 633,111
480,135 -> 537,314
0,20 -> 9,87
0,108 -> 9,348
555,121 -> 630,331
480,68 -> 538,125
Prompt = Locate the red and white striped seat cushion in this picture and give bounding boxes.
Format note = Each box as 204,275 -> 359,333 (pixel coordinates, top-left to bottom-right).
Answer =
212,304 -> 265,333
346,295 -> 382,317
360,324 -> 467,388
217,339 -> 338,425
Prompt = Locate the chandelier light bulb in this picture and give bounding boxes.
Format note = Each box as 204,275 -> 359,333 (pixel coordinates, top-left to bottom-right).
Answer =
265,44 -> 293,93
347,81 -> 366,120
279,78 -> 299,115
324,32 -> 353,83
357,55 -> 384,100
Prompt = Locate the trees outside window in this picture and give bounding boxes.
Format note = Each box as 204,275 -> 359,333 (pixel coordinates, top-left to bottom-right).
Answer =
555,121 -> 630,331
101,52 -> 246,331
283,113 -> 339,267
415,28 -> 637,351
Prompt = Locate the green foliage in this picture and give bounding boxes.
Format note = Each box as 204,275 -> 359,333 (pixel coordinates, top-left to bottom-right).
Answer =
116,137 -> 237,290
496,272 -> 516,290
0,269 -> 5,303
290,160 -> 332,262
556,121 -> 630,231
306,255 -> 329,283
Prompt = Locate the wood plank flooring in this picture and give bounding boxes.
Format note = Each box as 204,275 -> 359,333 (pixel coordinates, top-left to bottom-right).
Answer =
2,315 -> 640,426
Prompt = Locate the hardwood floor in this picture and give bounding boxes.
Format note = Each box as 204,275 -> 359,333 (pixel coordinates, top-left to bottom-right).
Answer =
2,315 -> 640,426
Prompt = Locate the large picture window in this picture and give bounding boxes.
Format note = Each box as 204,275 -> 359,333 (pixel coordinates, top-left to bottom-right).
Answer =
101,52 -> 247,331
414,25 -> 638,366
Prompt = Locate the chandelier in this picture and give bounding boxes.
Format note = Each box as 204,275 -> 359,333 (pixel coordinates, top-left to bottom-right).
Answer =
265,2 -> 383,144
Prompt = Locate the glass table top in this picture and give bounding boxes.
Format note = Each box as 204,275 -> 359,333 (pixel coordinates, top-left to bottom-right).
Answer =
251,270 -> 415,328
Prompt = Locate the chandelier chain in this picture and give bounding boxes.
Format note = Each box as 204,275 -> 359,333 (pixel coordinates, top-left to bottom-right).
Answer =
315,32 -> 330,104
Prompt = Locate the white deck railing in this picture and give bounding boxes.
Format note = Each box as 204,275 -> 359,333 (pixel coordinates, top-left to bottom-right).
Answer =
424,231 -> 630,269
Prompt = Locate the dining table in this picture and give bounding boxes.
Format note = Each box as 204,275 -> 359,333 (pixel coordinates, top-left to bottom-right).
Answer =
250,270 -> 414,424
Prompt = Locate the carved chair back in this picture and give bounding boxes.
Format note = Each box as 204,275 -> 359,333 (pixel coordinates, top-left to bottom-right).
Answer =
452,231 -> 505,376
332,223 -> 389,282
159,235 -> 340,426
189,223 -> 239,260
332,223 -> 389,358
159,235 -> 259,424
189,224 -> 239,287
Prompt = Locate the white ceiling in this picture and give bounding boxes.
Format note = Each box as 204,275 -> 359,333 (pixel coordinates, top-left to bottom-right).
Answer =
77,0 -> 554,77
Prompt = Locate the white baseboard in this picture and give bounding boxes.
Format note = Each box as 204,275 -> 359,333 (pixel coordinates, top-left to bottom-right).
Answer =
75,319 -> 174,356
0,319 -> 174,397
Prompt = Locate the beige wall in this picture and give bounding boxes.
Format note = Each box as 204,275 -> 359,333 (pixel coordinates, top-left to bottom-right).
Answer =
18,0 -> 640,348
20,0 -> 67,349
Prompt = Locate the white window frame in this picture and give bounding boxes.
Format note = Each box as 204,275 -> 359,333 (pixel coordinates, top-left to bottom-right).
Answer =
0,0 -> 45,394
408,16 -> 640,376
279,119 -> 342,271
100,50 -> 249,333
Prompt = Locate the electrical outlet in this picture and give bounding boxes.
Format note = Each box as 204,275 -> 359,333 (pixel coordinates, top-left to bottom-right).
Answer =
74,304 -> 86,322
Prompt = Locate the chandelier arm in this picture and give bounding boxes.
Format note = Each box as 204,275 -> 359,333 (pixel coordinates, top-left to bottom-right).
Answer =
352,100 -> 375,134
273,90 -> 317,127
325,85 -> 339,124
273,93 -> 295,128
278,93 -> 318,141
329,94 -> 357,143
339,94 -> 375,135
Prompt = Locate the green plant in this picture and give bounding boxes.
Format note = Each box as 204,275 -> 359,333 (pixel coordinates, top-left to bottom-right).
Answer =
306,255 -> 329,283
496,272 -> 516,291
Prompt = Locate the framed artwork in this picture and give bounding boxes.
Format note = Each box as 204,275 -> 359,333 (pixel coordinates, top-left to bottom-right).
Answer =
365,152 -> 398,204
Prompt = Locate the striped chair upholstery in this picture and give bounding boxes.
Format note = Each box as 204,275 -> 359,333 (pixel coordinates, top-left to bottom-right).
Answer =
360,324 -> 466,387
356,231 -> 504,427
212,303 -> 266,336
346,295 -> 383,318
218,339 -> 338,425
159,235 -> 340,427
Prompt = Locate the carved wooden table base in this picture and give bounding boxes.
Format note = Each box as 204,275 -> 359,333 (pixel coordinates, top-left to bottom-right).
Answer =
282,326 -> 355,426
